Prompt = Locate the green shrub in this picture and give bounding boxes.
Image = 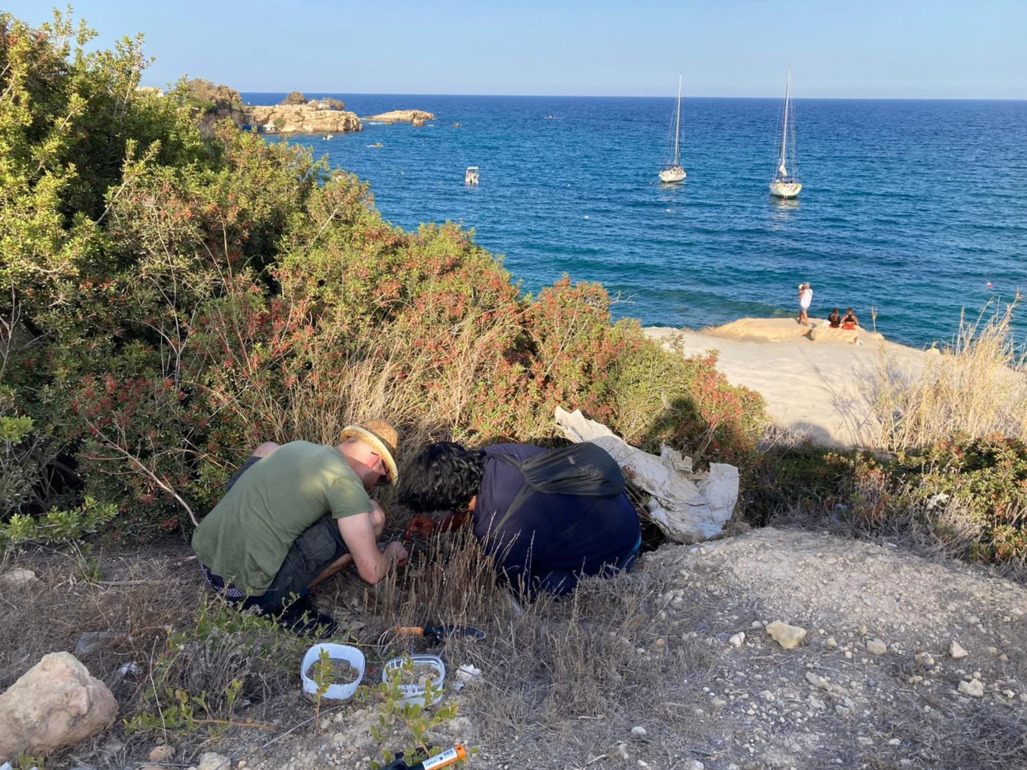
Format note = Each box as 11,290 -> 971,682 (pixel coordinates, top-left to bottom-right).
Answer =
1,8 -> 769,542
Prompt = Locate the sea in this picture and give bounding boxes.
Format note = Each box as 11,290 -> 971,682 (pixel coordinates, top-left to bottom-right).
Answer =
242,93 -> 1027,349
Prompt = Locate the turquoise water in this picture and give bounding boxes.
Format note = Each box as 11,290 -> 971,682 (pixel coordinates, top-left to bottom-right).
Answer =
244,94 -> 1027,349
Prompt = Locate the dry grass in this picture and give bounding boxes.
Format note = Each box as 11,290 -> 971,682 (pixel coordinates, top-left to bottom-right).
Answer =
356,529 -> 717,767
865,297 -> 1027,451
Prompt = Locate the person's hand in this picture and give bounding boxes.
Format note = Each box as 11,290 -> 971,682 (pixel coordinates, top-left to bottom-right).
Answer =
383,540 -> 409,567
404,514 -> 435,540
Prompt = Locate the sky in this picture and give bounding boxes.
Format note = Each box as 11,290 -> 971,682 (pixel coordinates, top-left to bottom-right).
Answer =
8,1 -> 1026,98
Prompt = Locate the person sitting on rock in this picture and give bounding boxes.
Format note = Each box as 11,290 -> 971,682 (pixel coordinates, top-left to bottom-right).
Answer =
828,308 -> 841,328
192,421 -> 408,637
397,441 -> 642,598
842,308 -> 859,330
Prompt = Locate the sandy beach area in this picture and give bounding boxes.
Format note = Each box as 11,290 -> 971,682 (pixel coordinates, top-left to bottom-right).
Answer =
646,318 -> 932,447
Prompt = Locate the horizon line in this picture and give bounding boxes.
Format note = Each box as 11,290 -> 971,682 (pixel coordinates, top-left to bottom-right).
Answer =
223,90 -> 1027,103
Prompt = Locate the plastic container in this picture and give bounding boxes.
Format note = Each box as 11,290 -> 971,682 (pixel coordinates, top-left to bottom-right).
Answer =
300,643 -> 365,703
382,654 -> 446,707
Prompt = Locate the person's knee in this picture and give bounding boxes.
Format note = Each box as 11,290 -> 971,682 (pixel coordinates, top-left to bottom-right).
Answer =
369,502 -> 386,537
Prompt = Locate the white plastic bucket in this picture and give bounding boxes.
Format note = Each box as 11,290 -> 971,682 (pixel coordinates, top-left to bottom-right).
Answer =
301,643 -> 365,702
382,654 -> 446,708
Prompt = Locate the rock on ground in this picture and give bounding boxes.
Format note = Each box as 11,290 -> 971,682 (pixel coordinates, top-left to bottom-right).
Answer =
0,652 -> 117,761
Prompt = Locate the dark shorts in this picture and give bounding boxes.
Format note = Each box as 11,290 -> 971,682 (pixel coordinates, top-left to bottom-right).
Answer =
202,455 -> 350,615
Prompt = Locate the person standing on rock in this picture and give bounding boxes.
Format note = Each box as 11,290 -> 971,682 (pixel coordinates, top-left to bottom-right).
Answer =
797,282 -> 813,326
397,441 -> 641,598
192,421 -> 408,637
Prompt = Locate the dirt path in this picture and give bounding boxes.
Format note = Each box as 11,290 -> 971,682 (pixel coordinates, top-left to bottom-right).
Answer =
198,528 -> 1027,770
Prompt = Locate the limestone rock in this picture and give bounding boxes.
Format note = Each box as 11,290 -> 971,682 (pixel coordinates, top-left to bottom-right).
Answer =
958,679 -> 984,697
728,632 -> 745,648
766,621 -> 807,649
362,109 -> 435,123
0,568 -> 40,589
196,752 -> 230,770
246,105 -> 362,135
0,652 -> 117,761
866,638 -> 888,655
149,745 -> 175,762
950,641 -> 969,659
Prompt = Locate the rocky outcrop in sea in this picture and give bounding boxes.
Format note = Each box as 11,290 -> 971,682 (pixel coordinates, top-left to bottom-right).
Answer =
245,104 -> 362,134
362,109 -> 435,124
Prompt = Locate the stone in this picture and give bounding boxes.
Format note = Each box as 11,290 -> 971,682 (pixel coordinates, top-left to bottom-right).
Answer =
867,638 -> 888,655
149,745 -> 175,762
685,762 -> 705,770
0,568 -> 40,589
805,672 -> 830,690
728,632 -> 745,648
958,680 -> 984,698
631,726 -> 647,737
950,641 -> 969,659
197,753 -> 230,770
766,621 -> 807,649
826,637 -> 838,648
0,652 -> 117,761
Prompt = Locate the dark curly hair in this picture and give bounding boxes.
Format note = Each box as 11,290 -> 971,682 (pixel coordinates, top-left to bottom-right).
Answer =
396,442 -> 487,513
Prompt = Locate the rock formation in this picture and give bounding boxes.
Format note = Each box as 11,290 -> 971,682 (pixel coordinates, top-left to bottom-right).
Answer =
246,105 -> 362,134
0,652 -> 117,761
362,110 -> 435,124
184,79 -> 249,137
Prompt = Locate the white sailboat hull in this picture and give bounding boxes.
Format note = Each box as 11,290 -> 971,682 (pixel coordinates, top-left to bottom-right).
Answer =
660,166 -> 686,183
769,180 -> 802,198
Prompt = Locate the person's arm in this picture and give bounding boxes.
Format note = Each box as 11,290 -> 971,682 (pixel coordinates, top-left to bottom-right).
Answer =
337,512 -> 407,585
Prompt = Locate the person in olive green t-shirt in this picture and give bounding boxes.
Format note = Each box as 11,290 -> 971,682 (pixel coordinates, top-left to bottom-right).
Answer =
192,421 -> 408,636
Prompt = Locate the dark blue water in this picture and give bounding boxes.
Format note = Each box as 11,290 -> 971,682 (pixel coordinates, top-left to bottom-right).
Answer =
243,93 -> 1027,348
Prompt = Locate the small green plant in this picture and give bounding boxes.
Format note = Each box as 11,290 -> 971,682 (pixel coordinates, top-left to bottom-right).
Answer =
1,498 -> 119,552
309,647 -> 334,734
125,600 -> 305,737
359,656 -> 463,770
15,752 -> 46,770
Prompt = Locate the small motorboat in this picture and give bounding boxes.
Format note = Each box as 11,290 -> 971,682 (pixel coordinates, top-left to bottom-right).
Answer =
464,166 -> 480,186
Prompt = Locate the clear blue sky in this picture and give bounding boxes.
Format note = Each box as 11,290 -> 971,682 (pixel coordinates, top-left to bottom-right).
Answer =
9,1 -> 1026,98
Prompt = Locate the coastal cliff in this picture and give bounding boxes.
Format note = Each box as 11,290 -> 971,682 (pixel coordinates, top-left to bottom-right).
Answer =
362,109 -> 435,124
245,104 -> 362,134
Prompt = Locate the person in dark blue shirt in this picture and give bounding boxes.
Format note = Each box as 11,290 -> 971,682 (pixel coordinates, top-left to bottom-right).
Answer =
398,442 -> 642,597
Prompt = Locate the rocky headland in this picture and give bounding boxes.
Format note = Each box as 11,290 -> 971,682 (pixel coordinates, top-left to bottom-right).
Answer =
245,104 -> 362,134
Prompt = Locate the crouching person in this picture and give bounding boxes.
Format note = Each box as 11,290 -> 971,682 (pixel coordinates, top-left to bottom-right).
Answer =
192,421 -> 409,637
397,442 -> 642,598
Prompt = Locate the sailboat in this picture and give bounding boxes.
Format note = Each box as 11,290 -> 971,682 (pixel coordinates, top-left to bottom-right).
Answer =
769,67 -> 801,199
659,75 -> 686,183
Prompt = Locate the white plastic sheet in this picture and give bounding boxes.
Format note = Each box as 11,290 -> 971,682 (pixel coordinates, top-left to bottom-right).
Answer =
554,407 -> 739,543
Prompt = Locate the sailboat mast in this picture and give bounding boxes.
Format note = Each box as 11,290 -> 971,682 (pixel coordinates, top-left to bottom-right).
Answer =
779,67 -> 790,176
674,74 -> 682,165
